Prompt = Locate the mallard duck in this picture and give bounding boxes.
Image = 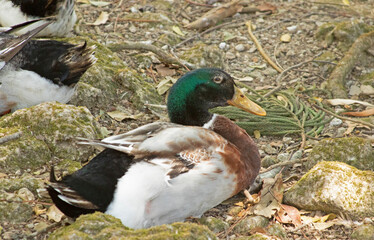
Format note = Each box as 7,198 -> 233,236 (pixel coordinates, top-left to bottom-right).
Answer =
47,68 -> 266,229
0,0 -> 76,37
0,22 -> 96,112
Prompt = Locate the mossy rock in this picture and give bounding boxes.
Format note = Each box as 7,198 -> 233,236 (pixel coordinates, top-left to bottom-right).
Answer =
198,216 -> 229,233
359,70 -> 374,86
284,161 -> 374,219
351,224 -> 374,240
0,174 -> 44,194
0,190 -> 33,224
49,212 -> 217,240
0,200 -> 33,224
306,137 -> 374,170
233,215 -> 269,235
315,20 -> 374,51
0,102 -> 103,173
179,42 -> 223,68
266,222 -> 287,240
236,233 -> 272,240
54,36 -> 163,116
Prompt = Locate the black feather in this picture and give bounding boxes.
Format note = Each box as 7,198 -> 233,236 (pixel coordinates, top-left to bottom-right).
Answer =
47,148 -> 134,218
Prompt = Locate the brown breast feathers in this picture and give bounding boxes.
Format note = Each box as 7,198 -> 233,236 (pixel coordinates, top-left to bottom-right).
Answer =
210,115 -> 261,194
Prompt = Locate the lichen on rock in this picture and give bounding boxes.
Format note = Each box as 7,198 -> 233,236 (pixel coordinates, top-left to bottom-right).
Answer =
306,137 -> 374,170
179,42 -> 224,68
315,20 -> 374,51
0,102 -> 104,173
49,212 -> 217,240
284,161 -> 374,219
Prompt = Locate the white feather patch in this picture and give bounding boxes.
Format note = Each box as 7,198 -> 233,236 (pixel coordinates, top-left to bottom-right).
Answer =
0,68 -> 75,110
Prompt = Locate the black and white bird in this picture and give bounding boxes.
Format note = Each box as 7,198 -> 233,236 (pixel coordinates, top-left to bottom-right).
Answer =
0,0 -> 76,37
0,20 -> 50,114
0,21 -> 96,112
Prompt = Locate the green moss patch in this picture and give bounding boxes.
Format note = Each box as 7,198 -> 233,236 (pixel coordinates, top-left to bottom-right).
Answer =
306,137 -> 374,170
49,212 -> 216,240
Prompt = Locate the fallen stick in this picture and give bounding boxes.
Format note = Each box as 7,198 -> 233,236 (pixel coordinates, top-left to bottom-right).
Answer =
0,131 -> 22,144
108,41 -> 195,69
246,21 -> 283,73
313,104 -> 374,129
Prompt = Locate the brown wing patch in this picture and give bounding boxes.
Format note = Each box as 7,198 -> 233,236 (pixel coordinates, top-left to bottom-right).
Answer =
167,148 -> 211,179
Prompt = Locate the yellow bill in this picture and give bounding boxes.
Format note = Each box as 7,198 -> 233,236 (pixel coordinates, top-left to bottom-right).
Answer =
227,86 -> 266,116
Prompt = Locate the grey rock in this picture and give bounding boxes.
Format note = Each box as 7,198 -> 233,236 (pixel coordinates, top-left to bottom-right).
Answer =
284,161 -> 374,219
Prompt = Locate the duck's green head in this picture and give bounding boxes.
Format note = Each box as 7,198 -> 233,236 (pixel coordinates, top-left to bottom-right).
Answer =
167,68 -> 266,126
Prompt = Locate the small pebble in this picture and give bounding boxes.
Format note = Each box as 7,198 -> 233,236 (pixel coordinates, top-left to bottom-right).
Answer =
225,52 -> 236,60
280,33 -> 291,43
291,149 -> 303,160
277,153 -> 290,162
336,127 -> 347,137
18,188 -> 35,201
235,44 -> 246,52
329,118 -> 343,127
282,136 -> 293,144
349,85 -> 361,96
130,6 -> 138,13
263,144 -> 277,154
219,42 -> 227,50
287,25 -> 298,33
360,85 -> 374,95
363,218 -> 373,224
248,46 -> 257,53
129,25 -> 137,33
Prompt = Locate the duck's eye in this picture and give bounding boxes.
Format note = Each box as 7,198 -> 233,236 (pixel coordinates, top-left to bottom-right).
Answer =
213,75 -> 224,84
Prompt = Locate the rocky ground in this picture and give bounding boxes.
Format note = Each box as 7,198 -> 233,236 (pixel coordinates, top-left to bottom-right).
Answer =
1,0 -> 374,239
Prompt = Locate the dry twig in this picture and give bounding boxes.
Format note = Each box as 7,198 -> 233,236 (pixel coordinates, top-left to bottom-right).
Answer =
0,131 -> 22,144
313,104 -> 374,129
246,21 -> 283,73
109,41 -> 195,69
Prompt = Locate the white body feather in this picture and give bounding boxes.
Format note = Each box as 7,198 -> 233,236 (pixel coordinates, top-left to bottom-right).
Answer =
106,154 -> 235,229
0,0 -> 76,37
0,68 -> 74,110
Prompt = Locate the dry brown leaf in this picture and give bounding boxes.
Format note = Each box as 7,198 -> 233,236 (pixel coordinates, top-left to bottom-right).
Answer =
275,204 -> 302,227
344,121 -> 371,135
33,205 -> 46,216
46,205 -> 64,222
342,108 -> 374,117
155,65 -> 176,77
313,222 -> 335,230
257,3 -> 277,13
90,11 -> 109,26
186,0 -> 243,30
107,111 -> 142,122
251,172 -> 283,218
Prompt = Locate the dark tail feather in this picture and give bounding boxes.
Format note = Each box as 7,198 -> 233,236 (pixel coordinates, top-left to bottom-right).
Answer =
50,166 -> 57,183
63,41 -> 97,85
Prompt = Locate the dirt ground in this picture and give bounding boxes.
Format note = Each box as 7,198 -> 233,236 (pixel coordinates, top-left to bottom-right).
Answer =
1,0 -> 374,239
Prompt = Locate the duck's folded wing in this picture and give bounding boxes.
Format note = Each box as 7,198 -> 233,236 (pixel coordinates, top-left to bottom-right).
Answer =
78,122 -> 226,159
78,122 -> 181,153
